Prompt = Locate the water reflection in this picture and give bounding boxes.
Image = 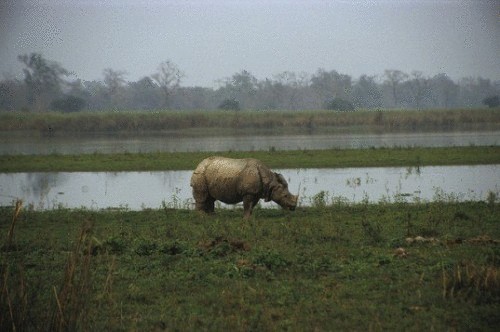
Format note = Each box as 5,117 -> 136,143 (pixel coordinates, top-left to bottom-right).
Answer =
1,131 -> 499,155
1,165 -> 499,210
12,173 -> 70,209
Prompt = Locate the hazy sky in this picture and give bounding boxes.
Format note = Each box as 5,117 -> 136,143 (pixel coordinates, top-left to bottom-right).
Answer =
1,0 -> 499,87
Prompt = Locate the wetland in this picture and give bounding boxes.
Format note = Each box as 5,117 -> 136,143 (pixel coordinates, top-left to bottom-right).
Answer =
1,108 -> 499,331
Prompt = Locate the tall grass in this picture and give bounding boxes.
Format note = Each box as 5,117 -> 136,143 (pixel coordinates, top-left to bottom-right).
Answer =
49,220 -> 94,331
6,200 -> 22,249
1,202 -> 101,331
1,108 -> 499,134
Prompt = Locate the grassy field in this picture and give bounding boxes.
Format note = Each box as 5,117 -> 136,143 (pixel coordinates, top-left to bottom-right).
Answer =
1,108 -> 499,134
1,201 -> 499,331
1,146 -> 500,172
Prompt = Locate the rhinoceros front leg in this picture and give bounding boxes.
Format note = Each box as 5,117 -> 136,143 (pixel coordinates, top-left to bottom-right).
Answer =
205,197 -> 215,213
195,197 -> 215,214
243,195 -> 260,219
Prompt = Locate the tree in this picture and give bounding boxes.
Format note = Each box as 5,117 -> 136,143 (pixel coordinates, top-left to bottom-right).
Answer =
128,76 -> 161,110
429,73 -> 458,108
406,71 -> 430,109
311,69 -> 352,107
230,70 -> 258,93
271,71 -> 311,110
82,80 -> 108,110
483,95 -> 499,108
18,53 -> 69,111
0,76 -> 26,111
230,70 -> 258,108
103,68 -> 127,108
217,70 -> 258,110
152,60 -> 184,109
352,75 -> 382,109
65,79 -> 91,102
476,78 -> 498,106
171,86 -> 216,110
384,69 -> 408,108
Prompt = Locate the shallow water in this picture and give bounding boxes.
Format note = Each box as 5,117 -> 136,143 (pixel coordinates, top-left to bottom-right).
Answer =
1,165 -> 498,210
1,131 -> 499,155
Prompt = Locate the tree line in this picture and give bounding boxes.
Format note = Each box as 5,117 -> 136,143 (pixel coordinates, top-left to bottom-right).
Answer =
0,53 -> 499,112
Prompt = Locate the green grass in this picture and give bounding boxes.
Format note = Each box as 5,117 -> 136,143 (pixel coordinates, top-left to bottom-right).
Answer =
1,201 -> 499,330
1,146 -> 499,172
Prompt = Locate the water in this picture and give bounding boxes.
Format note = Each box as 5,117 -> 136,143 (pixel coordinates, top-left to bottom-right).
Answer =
1,131 -> 499,155
1,165 -> 498,210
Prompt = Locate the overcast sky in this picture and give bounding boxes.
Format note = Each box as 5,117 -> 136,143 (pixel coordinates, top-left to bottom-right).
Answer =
1,0 -> 499,87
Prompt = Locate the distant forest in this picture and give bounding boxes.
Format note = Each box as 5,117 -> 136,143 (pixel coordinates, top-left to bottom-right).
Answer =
1,53 -> 499,112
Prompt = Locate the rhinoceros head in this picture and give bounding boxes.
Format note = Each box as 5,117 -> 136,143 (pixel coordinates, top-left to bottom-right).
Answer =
268,173 -> 298,211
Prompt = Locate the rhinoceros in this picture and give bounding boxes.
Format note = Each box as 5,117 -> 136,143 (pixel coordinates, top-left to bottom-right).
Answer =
190,156 -> 298,218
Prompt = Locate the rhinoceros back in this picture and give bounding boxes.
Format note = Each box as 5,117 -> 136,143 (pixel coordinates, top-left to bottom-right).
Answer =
206,157 -> 248,179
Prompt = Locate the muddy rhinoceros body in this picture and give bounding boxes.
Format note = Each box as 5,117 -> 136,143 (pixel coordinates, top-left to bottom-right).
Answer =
190,156 -> 297,218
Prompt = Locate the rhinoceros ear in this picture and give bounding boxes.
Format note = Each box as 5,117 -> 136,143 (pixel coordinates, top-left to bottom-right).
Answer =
275,173 -> 288,189
264,172 -> 284,202
265,177 -> 279,202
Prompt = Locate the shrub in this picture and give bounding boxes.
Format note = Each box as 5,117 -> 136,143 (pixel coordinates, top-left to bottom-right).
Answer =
483,96 -> 499,108
218,98 -> 240,111
135,241 -> 157,256
311,190 -> 329,208
325,98 -> 355,112
51,95 -> 86,112
254,249 -> 290,270
101,236 -> 127,254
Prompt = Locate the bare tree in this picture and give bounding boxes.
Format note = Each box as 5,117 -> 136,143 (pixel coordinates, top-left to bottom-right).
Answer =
152,60 -> 184,109
103,68 -> 127,108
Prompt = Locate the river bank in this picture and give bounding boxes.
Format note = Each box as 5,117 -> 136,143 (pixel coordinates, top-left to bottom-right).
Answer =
1,146 -> 500,173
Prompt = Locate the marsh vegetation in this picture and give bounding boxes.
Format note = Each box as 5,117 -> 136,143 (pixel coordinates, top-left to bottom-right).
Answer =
1,108 -> 499,134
